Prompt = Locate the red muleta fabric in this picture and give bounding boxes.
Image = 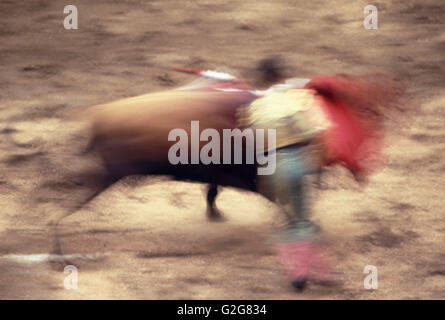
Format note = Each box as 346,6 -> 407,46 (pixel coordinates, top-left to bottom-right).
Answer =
306,75 -> 386,175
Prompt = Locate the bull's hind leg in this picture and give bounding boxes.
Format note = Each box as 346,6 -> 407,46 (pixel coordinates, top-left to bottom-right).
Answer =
206,184 -> 225,221
51,173 -> 119,269
33,169 -> 120,268
43,171 -> 119,227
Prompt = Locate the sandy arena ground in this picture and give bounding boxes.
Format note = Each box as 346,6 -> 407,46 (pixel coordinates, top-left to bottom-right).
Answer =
0,0 -> 444,299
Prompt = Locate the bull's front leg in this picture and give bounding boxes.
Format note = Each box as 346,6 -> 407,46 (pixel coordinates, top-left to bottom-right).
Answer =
205,184 -> 225,222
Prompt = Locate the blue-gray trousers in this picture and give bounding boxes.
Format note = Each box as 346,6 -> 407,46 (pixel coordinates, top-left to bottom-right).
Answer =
259,145 -> 322,242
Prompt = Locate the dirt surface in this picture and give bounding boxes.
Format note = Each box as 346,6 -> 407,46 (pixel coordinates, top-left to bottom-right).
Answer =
1,0 -> 445,299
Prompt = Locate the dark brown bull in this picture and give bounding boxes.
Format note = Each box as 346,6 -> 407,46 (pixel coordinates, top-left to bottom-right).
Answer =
46,88 -> 259,231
